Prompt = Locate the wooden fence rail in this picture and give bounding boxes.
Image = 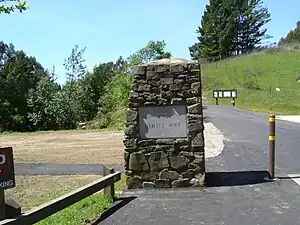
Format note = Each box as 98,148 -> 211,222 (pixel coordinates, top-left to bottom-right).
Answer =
0,171 -> 121,225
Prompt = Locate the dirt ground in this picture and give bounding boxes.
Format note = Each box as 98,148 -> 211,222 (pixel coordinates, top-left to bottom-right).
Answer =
0,130 -> 124,212
0,126 -> 224,213
0,130 -> 124,165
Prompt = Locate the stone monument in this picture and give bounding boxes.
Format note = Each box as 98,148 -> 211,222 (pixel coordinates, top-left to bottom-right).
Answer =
123,58 -> 205,188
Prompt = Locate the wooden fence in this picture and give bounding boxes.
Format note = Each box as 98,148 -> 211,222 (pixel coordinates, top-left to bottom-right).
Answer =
0,166 -> 121,225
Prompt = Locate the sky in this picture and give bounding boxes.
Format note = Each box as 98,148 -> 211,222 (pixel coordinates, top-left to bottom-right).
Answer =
1,0 -> 300,84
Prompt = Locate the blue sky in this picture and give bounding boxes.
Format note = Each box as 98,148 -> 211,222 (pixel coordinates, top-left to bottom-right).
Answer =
2,0 -> 300,84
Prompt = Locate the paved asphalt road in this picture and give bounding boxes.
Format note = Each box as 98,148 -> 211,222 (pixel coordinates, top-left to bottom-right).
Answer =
205,105 -> 300,174
100,105 -> 300,225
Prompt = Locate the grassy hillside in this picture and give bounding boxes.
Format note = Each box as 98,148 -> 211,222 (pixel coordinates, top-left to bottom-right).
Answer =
201,49 -> 300,115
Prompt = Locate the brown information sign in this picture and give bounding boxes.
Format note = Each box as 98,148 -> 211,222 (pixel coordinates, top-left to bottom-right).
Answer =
0,147 -> 15,190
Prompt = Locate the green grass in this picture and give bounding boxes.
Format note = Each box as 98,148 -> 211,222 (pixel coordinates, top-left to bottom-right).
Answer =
115,174 -> 127,194
202,49 -> 300,114
35,175 -> 127,225
36,194 -> 112,225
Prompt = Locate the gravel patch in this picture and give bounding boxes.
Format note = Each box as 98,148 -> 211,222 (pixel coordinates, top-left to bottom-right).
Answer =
204,122 -> 225,158
277,115 -> 300,124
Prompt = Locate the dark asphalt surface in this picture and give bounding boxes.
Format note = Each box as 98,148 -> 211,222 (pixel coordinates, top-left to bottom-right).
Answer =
205,105 -> 300,174
100,105 -> 300,225
15,163 -> 124,175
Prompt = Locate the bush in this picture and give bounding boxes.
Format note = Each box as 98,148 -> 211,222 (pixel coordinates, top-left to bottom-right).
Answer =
264,47 -> 281,55
96,73 -> 133,129
243,80 -> 261,90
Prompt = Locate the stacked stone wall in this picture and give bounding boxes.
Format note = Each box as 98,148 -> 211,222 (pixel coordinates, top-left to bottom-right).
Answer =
124,59 -> 205,189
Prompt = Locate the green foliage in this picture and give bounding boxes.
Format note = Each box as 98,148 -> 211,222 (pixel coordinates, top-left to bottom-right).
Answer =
190,0 -> 271,62
279,21 -> 300,46
0,0 -> 28,14
63,45 -> 87,82
202,49 -> 300,114
96,73 -> 133,129
36,194 -> 112,225
27,77 -> 59,130
35,175 -> 126,225
0,39 -> 170,132
0,42 -> 49,131
60,45 -> 89,128
93,40 -> 170,130
127,40 -> 171,66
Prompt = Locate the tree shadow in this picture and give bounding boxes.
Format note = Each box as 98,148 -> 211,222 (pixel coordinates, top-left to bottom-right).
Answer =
205,170 -> 272,187
90,196 -> 137,224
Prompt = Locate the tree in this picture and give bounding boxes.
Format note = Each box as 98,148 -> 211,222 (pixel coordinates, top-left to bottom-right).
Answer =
0,39 -> 174,131
234,0 -> 271,54
91,62 -> 116,97
127,40 -> 171,66
0,0 -> 28,14
189,42 -> 201,61
97,67 -> 133,128
63,45 -> 87,82
278,21 -> 300,46
60,45 -> 88,126
189,2 -> 222,62
0,42 -> 48,131
189,0 -> 271,62
27,76 -> 58,130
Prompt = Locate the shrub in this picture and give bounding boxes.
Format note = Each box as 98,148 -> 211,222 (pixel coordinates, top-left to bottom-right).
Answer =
96,73 -> 133,129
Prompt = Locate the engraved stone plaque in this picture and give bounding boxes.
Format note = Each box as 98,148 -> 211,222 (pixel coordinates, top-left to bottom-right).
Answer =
139,105 -> 188,139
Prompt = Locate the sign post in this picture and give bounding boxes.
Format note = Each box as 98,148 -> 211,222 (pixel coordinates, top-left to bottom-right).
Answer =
213,89 -> 238,107
0,147 -> 16,220
0,189 -> 5,220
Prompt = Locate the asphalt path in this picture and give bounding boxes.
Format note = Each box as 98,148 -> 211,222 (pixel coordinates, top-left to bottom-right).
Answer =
100,105 -> 300,225
205,105 -> 300,174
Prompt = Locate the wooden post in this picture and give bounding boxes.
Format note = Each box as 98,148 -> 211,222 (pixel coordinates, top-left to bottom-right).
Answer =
0,190 -> 6,220
232,98 -> 236,107
103,165 -> 109,196
103,166 -> 115,200
269,114 -> 276,179
215,98 -> 219,105
110,168 -> 115,201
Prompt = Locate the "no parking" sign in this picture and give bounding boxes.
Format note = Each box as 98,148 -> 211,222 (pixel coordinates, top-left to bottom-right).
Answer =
0,147 -> 15,190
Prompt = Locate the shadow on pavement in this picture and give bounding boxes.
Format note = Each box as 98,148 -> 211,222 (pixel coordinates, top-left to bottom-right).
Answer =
90,196 -> 137,225
277,175 -> 300,180
205,170 -> 272,187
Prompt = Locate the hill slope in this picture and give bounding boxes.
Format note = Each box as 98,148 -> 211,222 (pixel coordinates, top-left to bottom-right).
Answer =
201,49 -> 300,115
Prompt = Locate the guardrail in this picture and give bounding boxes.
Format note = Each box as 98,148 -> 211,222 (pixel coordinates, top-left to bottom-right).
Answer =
0,168 -> 121,225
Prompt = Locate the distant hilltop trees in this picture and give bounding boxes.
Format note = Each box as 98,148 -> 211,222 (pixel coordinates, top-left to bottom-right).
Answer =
278,21 -> 300,47
189,0 -> 271,63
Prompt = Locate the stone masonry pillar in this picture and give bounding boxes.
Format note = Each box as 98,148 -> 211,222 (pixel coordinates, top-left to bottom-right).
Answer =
123,58 -> 205,189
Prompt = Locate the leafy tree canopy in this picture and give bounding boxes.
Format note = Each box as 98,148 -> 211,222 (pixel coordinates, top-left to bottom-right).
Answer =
278,21 -> 300,46
0,0 -> 28,14
127,40 -> 172,66
189,0 -> 271,62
